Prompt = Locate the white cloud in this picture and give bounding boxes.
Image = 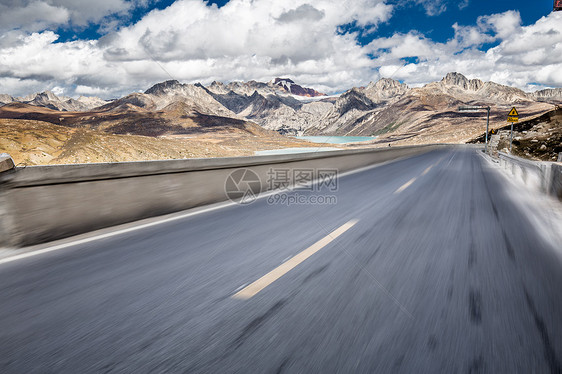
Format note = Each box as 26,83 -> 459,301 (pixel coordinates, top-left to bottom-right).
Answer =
477,10 -> 521,40
0,1 -> 561,99
277,4 -> 325,23
0,1 -> 70,32
0,77 -> 48,97
368,10 -> 562,89
0,0 -> 393,97
0,32 -> 105,80
105,0 -> 392,63
74,85 -> 113,96
408,0 -> 471,16
448,10 -> 521,49
51,86 -> 64,95
412,0 -> 448,16
49,0 -> 131,26
0,0 -> 150,32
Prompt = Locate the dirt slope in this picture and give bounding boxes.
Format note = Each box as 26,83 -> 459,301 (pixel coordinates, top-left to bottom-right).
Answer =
0,119 -> 327,166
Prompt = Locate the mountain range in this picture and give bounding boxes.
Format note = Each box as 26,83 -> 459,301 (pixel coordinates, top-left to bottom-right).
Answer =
0,91 -> 107,112
1,73 -> 561,146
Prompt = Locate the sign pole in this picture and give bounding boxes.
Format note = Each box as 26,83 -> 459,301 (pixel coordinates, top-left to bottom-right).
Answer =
510,122 -> 513,153
485,107 -> 490,154
458,106 -> 493,153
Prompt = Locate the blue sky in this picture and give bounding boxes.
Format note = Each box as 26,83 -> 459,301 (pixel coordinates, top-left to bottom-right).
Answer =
0,0 -> 561,97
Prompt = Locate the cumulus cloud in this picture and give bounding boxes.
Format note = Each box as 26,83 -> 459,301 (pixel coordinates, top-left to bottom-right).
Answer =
0,1 -> 70,32
0,0 -> 394,97
448,11 -> 521,49
0,0 -> 561,99
0,77 -> 49,97
405,0 -> 470,16
74,85 -> 114,96
368,10 -> 562,89
477,10 -> 522,40
0,0 -> 149,32
106,0 -> 392,62
49,0 -> 131,26
412,0 -> 448,16
277,4 -> 325,23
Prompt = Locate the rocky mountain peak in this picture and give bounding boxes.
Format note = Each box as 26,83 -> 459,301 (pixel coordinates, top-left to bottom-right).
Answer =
213,80 -> 272,96
273,77 -> 295,87
272,78 -> 325,97
0,94 -> 14,105
532,88 -> 562,101
37,90 -> 59,101
207,81 -> 230,95
369,78 -> 408,92
364,78 -> 409,102
209,81 -> 226,88
0,90 -> 108,111
441,72 -> 483,91
369,78 -> 407,91
144,80 -> 183,95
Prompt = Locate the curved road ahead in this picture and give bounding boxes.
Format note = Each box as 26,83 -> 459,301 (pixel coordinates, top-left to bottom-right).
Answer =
0,148 -> 561,373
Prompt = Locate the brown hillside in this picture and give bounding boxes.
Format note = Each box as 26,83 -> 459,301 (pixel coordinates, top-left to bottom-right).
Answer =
0,119 -> 327,166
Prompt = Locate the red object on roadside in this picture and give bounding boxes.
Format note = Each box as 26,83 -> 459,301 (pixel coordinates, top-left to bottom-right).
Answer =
555,0 -> 562,11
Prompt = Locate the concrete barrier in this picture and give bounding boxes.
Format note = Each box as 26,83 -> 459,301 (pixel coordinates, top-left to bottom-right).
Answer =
0,145 -> 453,248
498,152 -> 562,201
549,163 -> 562,201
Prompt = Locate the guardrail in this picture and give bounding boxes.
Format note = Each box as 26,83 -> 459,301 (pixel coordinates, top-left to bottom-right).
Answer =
498,152 -> 562,201
0,145 -> 456,248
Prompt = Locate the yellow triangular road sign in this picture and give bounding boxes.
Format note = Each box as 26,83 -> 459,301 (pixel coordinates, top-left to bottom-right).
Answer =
508,107 -> 519,116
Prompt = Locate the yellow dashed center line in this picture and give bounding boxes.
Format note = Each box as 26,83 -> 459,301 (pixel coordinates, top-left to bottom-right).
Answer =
233,219 -> 359,300
422,164 -> 434,176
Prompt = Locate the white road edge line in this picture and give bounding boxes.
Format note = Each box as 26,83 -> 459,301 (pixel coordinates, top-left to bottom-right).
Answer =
446,152 -> 456,167
232,219 -> 359,300
0,151 -> 433,266
0,203 -> 234,266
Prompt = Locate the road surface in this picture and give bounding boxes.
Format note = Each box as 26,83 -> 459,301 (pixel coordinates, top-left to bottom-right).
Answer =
0,148 -> 561,373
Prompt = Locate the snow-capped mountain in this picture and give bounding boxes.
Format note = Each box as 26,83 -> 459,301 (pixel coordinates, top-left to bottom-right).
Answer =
2,74 -> 561,141
272,78 -> 325,97
0,91 -> 107,111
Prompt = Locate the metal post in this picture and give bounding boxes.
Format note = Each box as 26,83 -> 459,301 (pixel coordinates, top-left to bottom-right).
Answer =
510,122 -> 513,153
485,107 -> 490,154
458,106 -> 493,152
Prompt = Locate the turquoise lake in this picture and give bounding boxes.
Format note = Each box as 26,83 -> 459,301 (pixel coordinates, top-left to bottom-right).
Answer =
294,136 -> 376,144
254,147 -> 339,156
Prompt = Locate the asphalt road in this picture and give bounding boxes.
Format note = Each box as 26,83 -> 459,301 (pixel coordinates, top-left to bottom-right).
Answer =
0,148 -> 561,373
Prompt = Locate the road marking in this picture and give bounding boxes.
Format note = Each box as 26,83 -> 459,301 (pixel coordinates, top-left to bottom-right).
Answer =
232,219 -> 359,300
421,165 -> 433,175
233,283 -> 249,293
446,153 -> 456,167
0,206 -> 233,266
0,151 -> 431,266
0,167 -> 367,266
394,177 -> 417,194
